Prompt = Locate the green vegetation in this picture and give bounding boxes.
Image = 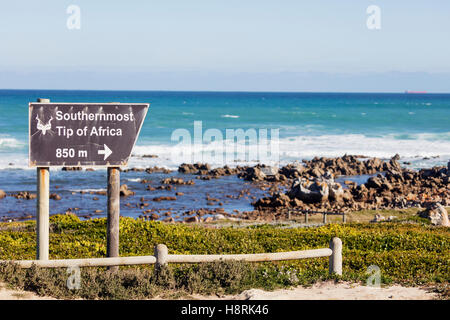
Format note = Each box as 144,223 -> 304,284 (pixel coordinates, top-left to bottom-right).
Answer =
0,213 -> 448,299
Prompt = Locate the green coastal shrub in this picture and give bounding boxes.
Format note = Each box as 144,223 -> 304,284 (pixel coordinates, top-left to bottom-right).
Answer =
0,215 -> 448,299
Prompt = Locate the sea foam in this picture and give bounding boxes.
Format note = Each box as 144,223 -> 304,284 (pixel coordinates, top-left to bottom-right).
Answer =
129,132 -> 450,170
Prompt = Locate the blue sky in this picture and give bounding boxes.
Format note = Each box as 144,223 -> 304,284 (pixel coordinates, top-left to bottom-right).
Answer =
1,1 -> 450,91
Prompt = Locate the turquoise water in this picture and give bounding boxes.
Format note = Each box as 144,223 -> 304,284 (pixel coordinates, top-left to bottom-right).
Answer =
1,89 -> 449,220
1,90 -> 449,169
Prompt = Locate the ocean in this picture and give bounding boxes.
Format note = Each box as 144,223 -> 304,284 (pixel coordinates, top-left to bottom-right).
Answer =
0,90 -> 449,220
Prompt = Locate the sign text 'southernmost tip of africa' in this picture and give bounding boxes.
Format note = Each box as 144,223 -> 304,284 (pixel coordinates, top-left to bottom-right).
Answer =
29,102 -> 149,167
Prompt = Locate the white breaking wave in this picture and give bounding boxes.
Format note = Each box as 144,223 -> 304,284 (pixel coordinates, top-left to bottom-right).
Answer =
275,134 -> 450,159
130,133 -> 450,170
1,133 -> 449,171
0,137 -> 25,150
221,114 -> 240,118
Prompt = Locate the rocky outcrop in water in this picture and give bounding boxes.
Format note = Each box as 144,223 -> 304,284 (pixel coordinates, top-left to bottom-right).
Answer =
161,178 -> 195,185
120,184 -> 135,197
178,163 -> 211,175
288,178 -> 330,203
49,193 -> 61,200
253,156 -> 449,213
12,191 -> 37,200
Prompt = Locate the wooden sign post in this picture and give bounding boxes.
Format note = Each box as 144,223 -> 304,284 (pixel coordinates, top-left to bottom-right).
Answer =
36,98 -> 50,260
29,101 -> 149,264
107,167 -> 120,270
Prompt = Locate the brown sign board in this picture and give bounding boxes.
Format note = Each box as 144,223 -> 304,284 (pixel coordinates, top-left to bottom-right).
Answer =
29,103 -> 149,167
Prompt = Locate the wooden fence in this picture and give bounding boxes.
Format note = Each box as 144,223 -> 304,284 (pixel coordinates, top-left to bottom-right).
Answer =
287,209 -> 346,224
2,238 -> 343,275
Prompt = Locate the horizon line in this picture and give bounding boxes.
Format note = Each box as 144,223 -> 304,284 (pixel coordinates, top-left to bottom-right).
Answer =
1,88 -> 449,95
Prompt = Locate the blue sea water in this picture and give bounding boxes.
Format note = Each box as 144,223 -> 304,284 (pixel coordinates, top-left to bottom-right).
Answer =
1,90 -> 449,170
0,90 -> 449,220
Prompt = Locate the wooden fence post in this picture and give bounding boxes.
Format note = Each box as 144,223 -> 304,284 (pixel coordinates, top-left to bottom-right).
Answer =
323,212 -> 327,224
154,244 -> 168,270
304,211 -> 309,224
329,237 -> 342,275
107,167 -> 120,270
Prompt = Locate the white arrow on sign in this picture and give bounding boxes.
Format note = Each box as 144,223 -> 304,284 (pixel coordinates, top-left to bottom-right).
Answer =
98,144 -> 112,160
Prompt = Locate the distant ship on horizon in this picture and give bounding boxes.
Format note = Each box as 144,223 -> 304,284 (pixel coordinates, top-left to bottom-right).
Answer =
405,90 -> 427,94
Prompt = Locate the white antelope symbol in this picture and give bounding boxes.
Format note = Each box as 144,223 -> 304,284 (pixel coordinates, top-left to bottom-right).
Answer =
36,115 -> 53,135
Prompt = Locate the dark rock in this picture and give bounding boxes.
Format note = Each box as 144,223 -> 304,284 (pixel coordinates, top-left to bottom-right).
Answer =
150,213 -> 160,220
279,163 -> 305,179
62,167 -> 82,171
366,176 -> 383,189
161,178 -> 195,185
238,167 -> 266,181
145,167 -> 172,174
49,193 -> 61,200
184,216 -> 199,223
178,163 -> 211,174
120,185 -> 135,197
12,191 -> 37,200
152,196 -> 177,202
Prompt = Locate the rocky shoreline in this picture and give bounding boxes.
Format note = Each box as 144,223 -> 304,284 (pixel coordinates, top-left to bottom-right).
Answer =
0,155 -> 449,225
252,155 -> 449,210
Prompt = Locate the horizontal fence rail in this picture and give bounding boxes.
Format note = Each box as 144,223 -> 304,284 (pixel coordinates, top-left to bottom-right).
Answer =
166,248 -> 332,263
4,255 -> 157,269
1,238 -> 342,275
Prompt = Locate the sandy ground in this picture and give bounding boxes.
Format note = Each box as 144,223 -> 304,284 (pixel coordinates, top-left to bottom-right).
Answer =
0,282 -> 55,300
191,281 -> 438,300
0,281 -> 438,300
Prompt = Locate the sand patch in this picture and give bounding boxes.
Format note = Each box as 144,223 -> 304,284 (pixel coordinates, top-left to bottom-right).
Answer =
0,282 -> 55,300
190,281 -> 438,300
0,281 -> 439,300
